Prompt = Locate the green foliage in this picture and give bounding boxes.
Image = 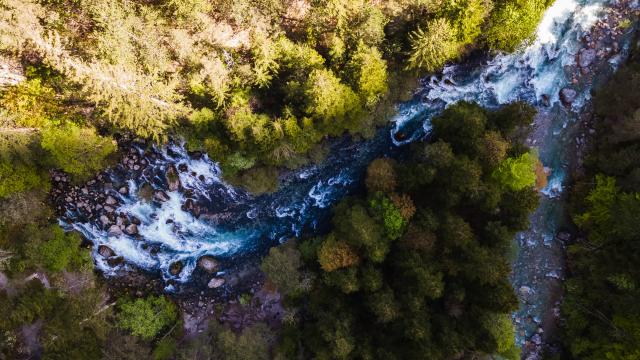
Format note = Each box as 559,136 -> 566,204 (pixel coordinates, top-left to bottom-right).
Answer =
40,124 -> 116,180
237,166 -> 279,194
117,296 -> 178,340
28,226 -> 91,272
177,321 -> 273,360
8,224 -> 91,273
369,193 -> 407,240
443,0 -> 489,45
260,241 -> 304,296
0,160 -> 45,198
345,44 -> 388,106
303,69 -> 362,131
406,18 -> 460,72
0,77 -> 61,128
485,0 -> 550,52
153,337 -> 177,360
286,101 -> 536,358
492,151 -> 538,191
562,53 -> 640,359
164,0 -> 211,19
0,281 -> 107,360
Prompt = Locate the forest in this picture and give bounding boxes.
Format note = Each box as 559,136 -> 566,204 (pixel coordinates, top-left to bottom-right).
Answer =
560,39 -> 640,359
0,0 -> 634,359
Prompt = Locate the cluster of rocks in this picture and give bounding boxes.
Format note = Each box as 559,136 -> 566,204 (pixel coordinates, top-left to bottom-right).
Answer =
559,2 -> 637,107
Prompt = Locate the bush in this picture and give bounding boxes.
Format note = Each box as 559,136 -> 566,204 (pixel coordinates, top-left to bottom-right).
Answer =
11,224 -> 91,273
117,296 -> 178,340
492,151 -> 538,191
317,235 -> 360,272
0,78 -> 60,128
485,0 -> 550,52
303,69 -> 362,131
260,241 -> 304,296
0,160 -> 45,199
406,18 -> 460,72
365,158 -> 397,193
40,124 -> 116,180
345,44 -> 388,106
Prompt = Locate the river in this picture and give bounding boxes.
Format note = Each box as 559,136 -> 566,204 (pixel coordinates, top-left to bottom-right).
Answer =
61,0 -> 637,356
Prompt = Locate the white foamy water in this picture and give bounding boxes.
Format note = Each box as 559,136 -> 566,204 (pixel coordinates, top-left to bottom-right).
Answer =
391,0 -> 606,145
64,0 -> 623,296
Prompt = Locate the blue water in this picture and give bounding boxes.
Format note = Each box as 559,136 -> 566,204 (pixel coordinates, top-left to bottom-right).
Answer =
62,0 -> 635,355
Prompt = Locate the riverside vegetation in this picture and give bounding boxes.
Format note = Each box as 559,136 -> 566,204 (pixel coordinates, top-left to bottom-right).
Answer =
0,0 -> 554,358
560,36 -> 640,360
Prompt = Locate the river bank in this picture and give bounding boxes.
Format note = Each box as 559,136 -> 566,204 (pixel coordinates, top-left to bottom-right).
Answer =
514,1 -> 639,358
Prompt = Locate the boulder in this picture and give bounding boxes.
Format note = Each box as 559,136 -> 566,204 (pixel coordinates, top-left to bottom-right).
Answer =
153,190 -> 170,202
559,88 -> 577,106
108,225 -> 123,236
208,278 -> 226,288
104,205 -> 115,213
182,198 -> 195,213
105,195 -> 118,205
578,48 -> 596,68
169,261 -> 183,276
166,164 -> 181,192
124,224 -> 138,235
118,186 -> 129,195
99,215 -> 111,227
98,245 -> 115,258
197,255 -> 220,273
107,256 -> 124,267
556,231 -> 572,242
130,216 -> 142,225
519,285 -> 535,303
138,182 -> 154,202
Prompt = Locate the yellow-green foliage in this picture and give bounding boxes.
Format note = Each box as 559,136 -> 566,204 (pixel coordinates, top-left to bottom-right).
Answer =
0,161 -> 44,199
0,78 -> 60,128
346,44 -> 388,106
117,296 -> 178,340
406,18 -> 460,72
492,151 -> 538,190
303,69 -> 362,131
40,124 -> 116,180
485,0 -> 550,51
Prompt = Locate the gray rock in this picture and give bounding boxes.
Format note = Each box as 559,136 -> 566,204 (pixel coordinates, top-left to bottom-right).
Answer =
99,215 -> 111,227
556,231 -> 572,242
105,195 -> 118,205
170,261 -> 183,276
153,190 -> 170,202
578,48 -> 596,67
124,224 -> 138,235
519,285 -> 535,303
104,205 -> 115,213
107,256 -> 124,267
197,255 -> 220,273
108,225 -> 123,236
207,278 -> 226,288
138,182 -> 154,202
560,88 -> 577,106
166,164 -> 181,192
118,186 -> 129,195
98,245 -> 115,258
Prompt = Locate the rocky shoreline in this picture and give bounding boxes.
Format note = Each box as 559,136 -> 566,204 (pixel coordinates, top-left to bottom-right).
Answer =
517,1 -> 639,359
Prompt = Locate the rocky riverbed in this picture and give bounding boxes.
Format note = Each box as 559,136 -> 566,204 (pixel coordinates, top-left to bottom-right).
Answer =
514,1 -> 639,358
49,0 -> 640,351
